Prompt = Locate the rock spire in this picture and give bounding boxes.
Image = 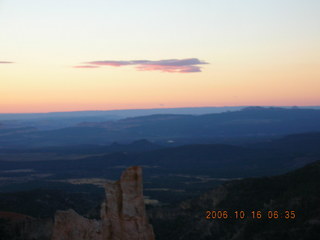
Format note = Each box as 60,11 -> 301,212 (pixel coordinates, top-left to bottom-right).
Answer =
51,166 -> 155,240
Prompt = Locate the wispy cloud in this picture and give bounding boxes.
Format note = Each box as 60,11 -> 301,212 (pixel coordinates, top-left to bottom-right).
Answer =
74,58 -> 208,73
73,65 -> 100,68
0,61 -> 14,64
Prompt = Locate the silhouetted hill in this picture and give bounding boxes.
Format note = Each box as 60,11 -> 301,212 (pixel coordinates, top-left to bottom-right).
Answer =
81,107 -> 320,137
0,139 -> 161,155
1,132 -> 320,184
150,160 -> 320,240
0,107 -> 246,121
1,107 -> 320,147
252,132 -> 320,154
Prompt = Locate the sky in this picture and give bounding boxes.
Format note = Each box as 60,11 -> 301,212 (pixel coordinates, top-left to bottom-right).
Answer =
0,0 -> 319,113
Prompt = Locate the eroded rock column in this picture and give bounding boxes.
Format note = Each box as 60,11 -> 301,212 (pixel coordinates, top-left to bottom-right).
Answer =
101,166 -> 155,240
51,166 -> 155,240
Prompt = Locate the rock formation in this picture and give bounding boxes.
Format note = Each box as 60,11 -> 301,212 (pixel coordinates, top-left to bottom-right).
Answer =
51,166 -> 155,240
51,209 -> 101,240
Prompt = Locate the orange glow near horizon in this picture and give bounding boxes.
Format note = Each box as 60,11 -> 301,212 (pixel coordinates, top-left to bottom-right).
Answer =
1,100 -> 320,114
1,62 -> 320,113
1,1 -> 319,114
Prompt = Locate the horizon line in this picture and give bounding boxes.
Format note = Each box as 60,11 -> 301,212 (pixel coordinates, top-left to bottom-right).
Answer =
1,105 -> 320,115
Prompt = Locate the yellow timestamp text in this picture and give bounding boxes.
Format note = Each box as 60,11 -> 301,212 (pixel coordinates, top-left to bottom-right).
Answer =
205,210 -> 296,220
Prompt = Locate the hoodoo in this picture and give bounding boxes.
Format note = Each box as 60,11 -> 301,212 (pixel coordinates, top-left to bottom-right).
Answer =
51,166 -> 155,240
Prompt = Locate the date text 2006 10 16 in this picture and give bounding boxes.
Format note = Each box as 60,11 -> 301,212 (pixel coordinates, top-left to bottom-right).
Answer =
205,210 -> 296,220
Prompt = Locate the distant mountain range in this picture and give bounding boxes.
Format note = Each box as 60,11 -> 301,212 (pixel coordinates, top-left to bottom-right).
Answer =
1,107 -> 320,147
0,106 -> 248,120
1,106 -> 320,120
1,132 -> 320,184
1,106 -> 319,130
0,107 -> 247,131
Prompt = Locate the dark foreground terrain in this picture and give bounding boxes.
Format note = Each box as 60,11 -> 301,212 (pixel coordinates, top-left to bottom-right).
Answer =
0,159 -> 319,240
1,107 -> 320,239
0,132 -> 320,205
150,160 -> 320,240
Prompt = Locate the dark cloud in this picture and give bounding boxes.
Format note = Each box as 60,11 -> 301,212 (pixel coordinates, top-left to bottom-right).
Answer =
75,58 -> 208,73
0,61 -> 14,64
